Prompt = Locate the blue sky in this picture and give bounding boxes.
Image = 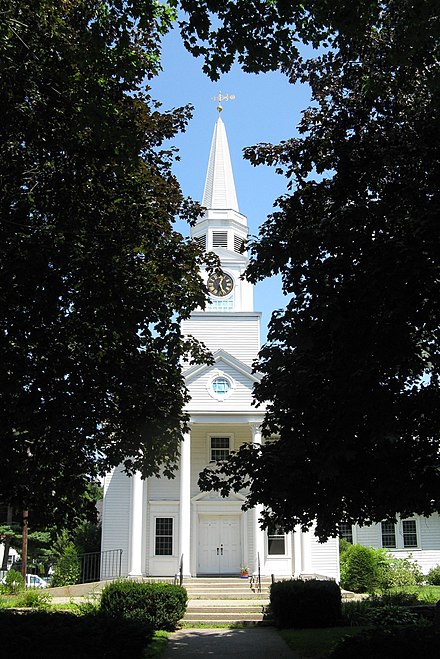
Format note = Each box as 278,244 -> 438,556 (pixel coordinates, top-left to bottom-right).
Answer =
151,27 -> 311,342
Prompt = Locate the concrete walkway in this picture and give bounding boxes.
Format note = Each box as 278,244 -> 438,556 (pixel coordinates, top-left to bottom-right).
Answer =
162,627 -> 302,658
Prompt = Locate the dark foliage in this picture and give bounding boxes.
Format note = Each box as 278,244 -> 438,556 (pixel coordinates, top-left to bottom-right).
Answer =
100,579 -> 187,630
0,0 -> 210,524
330,626 -> 440,659
427,565 -> 440,586
0,610 -> 153,659
197,0 -> 440,539
270,579 -> 341,628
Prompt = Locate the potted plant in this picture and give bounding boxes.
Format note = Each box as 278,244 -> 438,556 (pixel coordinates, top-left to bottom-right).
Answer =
240,566 -> 249,578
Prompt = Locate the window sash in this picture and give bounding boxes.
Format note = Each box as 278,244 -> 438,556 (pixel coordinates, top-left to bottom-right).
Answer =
339,523 -> 353,544
381,521 -> 396,548
155,517 -> 173,556
267,526 -> 286,556
402,520 -> 418,548
210,437 -> 230,462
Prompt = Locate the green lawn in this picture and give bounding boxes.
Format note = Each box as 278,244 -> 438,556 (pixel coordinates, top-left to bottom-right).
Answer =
143,631 -> 169,658
279,627 -> 368,658
388,585 -> 440,603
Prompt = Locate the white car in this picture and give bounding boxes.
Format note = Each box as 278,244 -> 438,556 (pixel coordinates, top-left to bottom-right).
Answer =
26,574 -> 48,588
1,572 -> 48,588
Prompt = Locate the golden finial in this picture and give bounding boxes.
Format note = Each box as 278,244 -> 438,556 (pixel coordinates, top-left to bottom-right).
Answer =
212,91 -> 236,113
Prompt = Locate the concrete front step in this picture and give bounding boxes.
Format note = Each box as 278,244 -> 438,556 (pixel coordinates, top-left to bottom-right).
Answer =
182,579 -> 272,625
184,614 -> 268,622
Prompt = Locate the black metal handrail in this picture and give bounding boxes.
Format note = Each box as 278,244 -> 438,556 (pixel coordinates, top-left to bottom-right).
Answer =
7,548 -> 123,586
257,551 -> 261,593
175,553 -> 183,587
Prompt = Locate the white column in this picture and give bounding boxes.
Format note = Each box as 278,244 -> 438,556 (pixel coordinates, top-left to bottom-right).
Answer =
301,529 -> 313,574
293,525 -> 302,577
128,471 -> 144,576
251,424 -> 265,575
179,430 -> 191,577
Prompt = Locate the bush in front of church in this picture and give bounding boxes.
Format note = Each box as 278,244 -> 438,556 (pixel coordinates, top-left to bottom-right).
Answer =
330,626 -> 440,658
100,580 -> 188,630
270,578 -> 342,628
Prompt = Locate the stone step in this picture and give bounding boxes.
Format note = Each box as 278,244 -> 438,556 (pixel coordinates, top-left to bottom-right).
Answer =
188,593 -> 269,602
184,612 -> 267,622
188,602 -> 267,611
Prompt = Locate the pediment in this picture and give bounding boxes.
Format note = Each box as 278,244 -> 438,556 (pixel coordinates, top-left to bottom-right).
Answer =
185,349 -> 261,385
192,490 -> 246,503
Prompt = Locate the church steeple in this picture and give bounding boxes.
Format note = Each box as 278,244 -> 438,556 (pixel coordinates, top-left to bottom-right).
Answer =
191,111 -> 254,312
202,115 -> 239,213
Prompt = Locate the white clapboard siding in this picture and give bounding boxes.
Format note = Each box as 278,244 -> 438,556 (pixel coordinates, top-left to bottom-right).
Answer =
187,362 -> 256,412
148,470 -> 180,500
310,534 -> 340,581
190,423 -> 253,498
101,467 -> 130,576
182,313 -> 261,367
354,515 -> 440,574
355,524 -> 380,547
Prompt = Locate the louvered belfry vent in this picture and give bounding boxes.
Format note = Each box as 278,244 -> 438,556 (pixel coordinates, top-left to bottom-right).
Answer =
212,231 -> 228,249
234,234 -> 245,253
195,234 -> 207,251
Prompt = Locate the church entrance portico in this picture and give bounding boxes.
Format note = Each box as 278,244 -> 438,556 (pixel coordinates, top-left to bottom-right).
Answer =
198,514 -> 241,575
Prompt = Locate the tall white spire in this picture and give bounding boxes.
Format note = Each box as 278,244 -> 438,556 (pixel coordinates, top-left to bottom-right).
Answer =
202,115 -> 239,212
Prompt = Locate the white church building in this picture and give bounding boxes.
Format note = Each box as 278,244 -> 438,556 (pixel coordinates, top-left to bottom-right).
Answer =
100,111 -> 340,581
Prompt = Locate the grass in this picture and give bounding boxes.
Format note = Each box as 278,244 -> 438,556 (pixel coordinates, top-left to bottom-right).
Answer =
144,631 -> 169,658
387,585 -> 440,603
279,627 -> 369,658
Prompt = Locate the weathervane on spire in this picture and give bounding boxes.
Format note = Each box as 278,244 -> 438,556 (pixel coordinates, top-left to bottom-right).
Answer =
212,91 -> 236,113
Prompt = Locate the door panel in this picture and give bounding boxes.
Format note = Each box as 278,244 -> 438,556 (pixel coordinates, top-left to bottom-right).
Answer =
198,516 -> 241,574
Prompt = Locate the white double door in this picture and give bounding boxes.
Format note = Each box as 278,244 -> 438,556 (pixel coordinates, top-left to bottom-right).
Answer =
198,515 -> 241,574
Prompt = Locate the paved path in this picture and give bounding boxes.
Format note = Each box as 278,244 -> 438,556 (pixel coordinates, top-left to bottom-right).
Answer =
162,627 -> 301,658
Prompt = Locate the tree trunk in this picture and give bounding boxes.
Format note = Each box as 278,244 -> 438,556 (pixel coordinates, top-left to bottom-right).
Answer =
1,505 -> 13,571
21,510 -> 28,580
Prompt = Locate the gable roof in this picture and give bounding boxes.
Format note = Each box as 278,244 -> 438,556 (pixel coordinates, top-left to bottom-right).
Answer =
184,349 -> 261,384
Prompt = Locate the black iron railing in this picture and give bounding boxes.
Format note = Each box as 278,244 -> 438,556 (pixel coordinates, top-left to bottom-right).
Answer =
7,549 -> 123,586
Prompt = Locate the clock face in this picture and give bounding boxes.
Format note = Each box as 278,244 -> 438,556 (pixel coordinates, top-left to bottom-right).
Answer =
207,272 -> 234,297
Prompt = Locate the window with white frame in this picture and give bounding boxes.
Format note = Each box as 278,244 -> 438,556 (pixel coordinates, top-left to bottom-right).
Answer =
209,436 -> 231,462
381,518 -> 418,549
208,296 -> 234,311
267,525 -> 286,556
208,374 -> 234,400
402,519 -> 418,548
154,517 -> 173,556
381,521 -> 396,548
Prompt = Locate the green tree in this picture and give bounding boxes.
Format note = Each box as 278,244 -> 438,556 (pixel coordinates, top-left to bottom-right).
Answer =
0,1 -> 211,525
197,1 -> 440,538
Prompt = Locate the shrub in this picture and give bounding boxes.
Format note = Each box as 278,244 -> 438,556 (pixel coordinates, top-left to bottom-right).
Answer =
341,599 -> 373,625
3,570 -> 25,595
427,565 -> 440,586
270,579 -> 341,628
364,603 -> 419,626
342,591 -> 428,626
381,555 -> 424,588
369,591 -> 420,607
100,580 -> 187,631
15,590 -> 52,609
51,544 -> 81,587
0,610 -> 152,659
340,544 -> 390,593
330,626 -> 440,658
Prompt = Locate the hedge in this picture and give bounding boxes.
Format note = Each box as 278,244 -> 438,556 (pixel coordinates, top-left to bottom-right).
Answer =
330,625 -> 440,658
0,610 -> 152,659
100,579 -> 187,630
270,579 -> 341,628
